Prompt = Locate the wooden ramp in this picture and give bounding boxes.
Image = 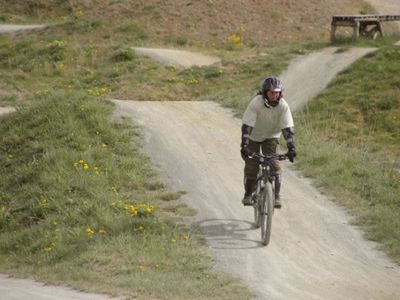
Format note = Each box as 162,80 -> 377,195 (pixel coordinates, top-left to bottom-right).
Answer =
331,15 -> 400,41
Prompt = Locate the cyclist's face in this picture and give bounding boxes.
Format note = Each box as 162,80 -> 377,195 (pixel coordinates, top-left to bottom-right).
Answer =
266,90 -> 280,102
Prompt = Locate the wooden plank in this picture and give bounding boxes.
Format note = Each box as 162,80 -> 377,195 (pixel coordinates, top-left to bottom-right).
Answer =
332,15 -> 400,22
331,14 -> 400,41
379,15 -> 400,21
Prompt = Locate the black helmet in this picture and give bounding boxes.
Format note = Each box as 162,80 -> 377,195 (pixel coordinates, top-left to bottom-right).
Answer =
261,76 -> 283,107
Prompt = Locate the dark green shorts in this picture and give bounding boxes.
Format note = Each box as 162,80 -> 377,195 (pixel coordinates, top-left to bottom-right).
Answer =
244,138 -> 281,180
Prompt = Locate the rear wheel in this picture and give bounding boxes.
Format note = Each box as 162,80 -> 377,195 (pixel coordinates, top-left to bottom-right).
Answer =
261,180 -> 274,245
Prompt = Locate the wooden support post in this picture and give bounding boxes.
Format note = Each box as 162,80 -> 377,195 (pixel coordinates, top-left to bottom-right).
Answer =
377,21 -> 383,37
353,21 -> 360,40
330,24 -> 337,42
331,15 -> 400,41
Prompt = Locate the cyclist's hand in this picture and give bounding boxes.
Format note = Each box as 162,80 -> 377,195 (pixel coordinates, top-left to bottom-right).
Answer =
240,147 -> 250,160
286,148 -> 296,163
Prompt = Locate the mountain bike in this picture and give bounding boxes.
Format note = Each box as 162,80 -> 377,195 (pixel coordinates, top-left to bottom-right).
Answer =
248,152 -> 288,246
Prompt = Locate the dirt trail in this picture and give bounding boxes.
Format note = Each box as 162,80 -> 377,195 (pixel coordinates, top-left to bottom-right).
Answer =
133,47 -> 221,67
0,274 -> 117,300
113,94 -> 400,300
0,107 -> 16,115
111,4 -> 400,299
0,24 -> 46,33
280,47 -> 376,111
1,1 -> 400,298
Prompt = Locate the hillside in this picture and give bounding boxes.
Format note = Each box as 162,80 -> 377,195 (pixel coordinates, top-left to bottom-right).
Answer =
0,0 -> 373,47
0,0 -> 376,104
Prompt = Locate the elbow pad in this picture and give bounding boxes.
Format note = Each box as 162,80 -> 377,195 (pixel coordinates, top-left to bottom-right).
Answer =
282,127 -> 295,148
241,124 -> 253,148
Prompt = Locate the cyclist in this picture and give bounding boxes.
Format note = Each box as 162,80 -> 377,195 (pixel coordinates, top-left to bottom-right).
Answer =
240,76 -> 296,208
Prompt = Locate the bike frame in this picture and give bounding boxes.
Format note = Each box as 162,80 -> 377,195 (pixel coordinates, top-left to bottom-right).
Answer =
249,152 -> 287,245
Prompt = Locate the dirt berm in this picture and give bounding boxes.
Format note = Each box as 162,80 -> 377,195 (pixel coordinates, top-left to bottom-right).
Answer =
112,44 -> 400,300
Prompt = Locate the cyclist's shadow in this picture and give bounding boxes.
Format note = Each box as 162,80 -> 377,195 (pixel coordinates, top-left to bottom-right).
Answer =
191,218 -> 264,250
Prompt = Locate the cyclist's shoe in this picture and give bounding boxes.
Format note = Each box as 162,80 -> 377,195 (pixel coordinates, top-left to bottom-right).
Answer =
274,195 -> 282,209
242,178 -> 256,206
242,195 -> 253,206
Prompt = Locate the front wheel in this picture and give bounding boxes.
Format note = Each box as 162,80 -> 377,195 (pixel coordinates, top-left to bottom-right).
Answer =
261,180 -> 274,245
253,181 -> 262,228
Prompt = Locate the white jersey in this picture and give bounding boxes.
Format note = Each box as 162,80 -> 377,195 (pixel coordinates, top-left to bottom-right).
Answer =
242,94 -> 294,142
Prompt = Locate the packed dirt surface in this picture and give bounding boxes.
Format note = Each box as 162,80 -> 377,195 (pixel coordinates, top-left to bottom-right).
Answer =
133,47 -> 221,67
0,24 -> 45,33
280,46 -> 376,111
112,42 -> 400,299
115,100 -> 400,300
0,274 -> 120,300
0,107 -> 15,115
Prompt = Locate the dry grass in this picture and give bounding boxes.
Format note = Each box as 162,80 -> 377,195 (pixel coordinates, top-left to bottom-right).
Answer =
1,0 -> 374,47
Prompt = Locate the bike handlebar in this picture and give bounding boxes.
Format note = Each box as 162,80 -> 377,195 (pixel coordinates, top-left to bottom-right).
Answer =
247,152 -> 288,163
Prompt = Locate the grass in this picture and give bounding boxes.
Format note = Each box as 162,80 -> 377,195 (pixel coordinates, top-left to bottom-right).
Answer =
0,91 -> 250,299
294,42 -> 400,262
0,8 -> 259,297
0,13 -> 312,297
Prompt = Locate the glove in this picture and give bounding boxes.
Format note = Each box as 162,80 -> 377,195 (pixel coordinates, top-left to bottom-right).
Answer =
240,146 -> 251,160
286,142 -> 296,163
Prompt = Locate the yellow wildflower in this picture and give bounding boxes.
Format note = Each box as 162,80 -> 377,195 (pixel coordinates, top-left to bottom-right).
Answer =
39,198 -> 48,207
43,242 -> 55,252
85,227 -> 95,236
35,89 -> 49,96
56,63 -> 65,70
146,205 -> 154,214
44,246 -> 53,252
73,6 -> 84,18
125,204 -> 138,216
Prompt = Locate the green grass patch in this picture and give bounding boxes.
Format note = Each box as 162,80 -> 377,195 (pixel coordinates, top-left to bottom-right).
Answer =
0,18 -> 317,297
301,45 -> 400,154
294,44 -> 400,263
0,91 -> 251,299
